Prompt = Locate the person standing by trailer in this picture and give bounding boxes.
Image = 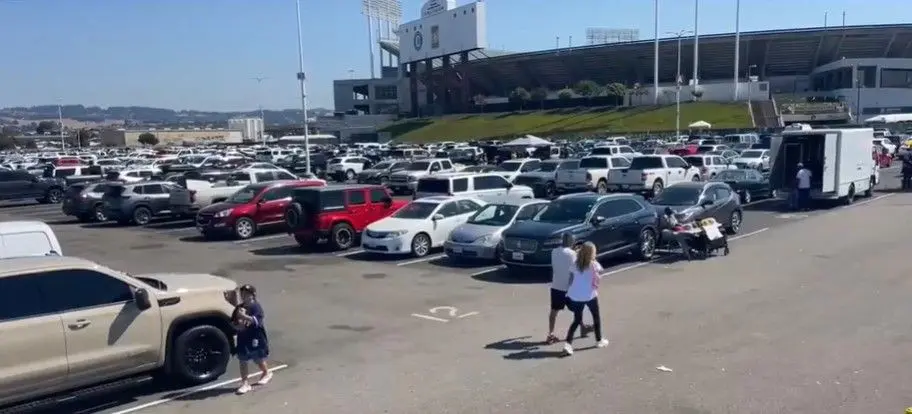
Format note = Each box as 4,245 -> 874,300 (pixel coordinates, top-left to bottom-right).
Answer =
562,242 -> 610,356
795,163 -> 812,210
547,233 -> 591,343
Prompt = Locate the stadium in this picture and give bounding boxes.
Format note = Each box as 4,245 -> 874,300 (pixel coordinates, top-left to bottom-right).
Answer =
333,0 -> 912,140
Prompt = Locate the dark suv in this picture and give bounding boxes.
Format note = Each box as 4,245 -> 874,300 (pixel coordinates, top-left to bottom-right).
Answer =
0,170 -> 65,204
499,193 -> 659,275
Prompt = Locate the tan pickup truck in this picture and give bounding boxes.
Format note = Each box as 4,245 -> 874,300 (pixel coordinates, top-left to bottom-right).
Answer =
0,256 -> 239,411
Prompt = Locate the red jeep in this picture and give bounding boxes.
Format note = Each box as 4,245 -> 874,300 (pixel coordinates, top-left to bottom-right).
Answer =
285,184 -> 407,250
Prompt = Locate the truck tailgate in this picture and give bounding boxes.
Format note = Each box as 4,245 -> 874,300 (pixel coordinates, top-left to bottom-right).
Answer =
608,169 -> 643,185
555,169 -> 588,186
169,187 -> 194,207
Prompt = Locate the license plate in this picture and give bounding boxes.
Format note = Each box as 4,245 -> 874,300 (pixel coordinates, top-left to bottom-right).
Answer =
511,252 -> 524,261
451,246 -> 463,253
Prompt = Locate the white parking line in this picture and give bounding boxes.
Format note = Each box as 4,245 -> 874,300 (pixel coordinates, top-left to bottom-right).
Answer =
396,253 -> 446,266
108,364 -> 289,414
233,233 -> 288,244
336,249 -> 365,256
840,193 -> 893,209
742,198 -> 777,207
469,266 -> 504,277
154,226 -> 197,234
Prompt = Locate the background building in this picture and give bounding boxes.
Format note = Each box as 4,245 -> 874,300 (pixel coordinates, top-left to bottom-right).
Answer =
228,117 -> 264,142
100,128 -> 243,147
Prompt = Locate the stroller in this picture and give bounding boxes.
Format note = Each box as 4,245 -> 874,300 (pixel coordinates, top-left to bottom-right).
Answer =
686,218 -> 729,259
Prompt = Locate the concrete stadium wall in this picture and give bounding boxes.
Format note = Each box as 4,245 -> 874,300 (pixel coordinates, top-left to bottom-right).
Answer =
628,81 -> 770,106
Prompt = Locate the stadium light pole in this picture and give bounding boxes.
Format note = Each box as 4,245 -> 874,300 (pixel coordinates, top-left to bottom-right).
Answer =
57,98 -> 66,150
733,0 -> 740,101
692,0 -> 700,91
252,76 -> 269,143
295,0 -> 311,174
668,30 -> 693,139
653,0 -> 660,105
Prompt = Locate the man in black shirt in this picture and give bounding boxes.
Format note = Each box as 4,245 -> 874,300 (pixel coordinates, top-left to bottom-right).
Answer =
900,149 -> 912,191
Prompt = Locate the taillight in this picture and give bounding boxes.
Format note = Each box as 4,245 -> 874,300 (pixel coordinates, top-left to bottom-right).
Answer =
189,190 -> 197,203
700,167 -> 707,175
641,173 -> 648,181
585,172 -> 592,182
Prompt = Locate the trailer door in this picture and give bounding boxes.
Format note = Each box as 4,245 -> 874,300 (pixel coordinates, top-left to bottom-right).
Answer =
822,133 -> 838,193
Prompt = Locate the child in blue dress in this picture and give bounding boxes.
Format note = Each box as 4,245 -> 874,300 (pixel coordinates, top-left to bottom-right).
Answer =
233,284 -> 272,394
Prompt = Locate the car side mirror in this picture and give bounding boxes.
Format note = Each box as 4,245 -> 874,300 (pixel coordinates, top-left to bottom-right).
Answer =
700,199 -> 714,207
432,214 -> 444,221
134,288 -> 152,310
592,215 -> 607,226
382,196 -> 393,207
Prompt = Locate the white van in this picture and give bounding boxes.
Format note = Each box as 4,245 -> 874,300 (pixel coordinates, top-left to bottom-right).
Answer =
414,172 -> 535,201
0,221 -> 63,258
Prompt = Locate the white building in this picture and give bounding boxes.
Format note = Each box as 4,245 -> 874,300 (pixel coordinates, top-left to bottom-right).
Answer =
228,117 -> 265,142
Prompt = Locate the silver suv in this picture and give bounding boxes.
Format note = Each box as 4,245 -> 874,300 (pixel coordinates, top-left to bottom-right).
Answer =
102,181 -> 183,226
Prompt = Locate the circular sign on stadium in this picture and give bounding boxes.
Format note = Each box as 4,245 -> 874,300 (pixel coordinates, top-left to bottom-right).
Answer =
414,31 -> 424,51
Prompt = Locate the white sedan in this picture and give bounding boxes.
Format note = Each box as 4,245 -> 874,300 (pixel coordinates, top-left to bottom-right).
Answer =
361,196 -> 487,257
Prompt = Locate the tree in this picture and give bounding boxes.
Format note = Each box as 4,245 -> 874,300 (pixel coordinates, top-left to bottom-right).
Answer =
68,128 -> 93,148
25,140 -> 38,149
630,83 -> 649,106
35,121 -> 57,135
557,88 -> 574,101
573,80 -> 602,103
0,134 -> 15,151
530,87 -> 549,110
508,87 -> 531,110
604,82 -> 628,105
137,132 -> 159,146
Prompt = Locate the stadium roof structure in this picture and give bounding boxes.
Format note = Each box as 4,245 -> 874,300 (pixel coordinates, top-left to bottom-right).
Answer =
378,39 -> 514,64
433,24 -> 912,96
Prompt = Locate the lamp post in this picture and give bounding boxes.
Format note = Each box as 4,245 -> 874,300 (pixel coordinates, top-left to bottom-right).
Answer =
252,76 -> 268,144
747,64 -> 757,103
57,99 -> 66,150
692,0 -> 700,92
733,0 -> 741,101
668,30 -> 693,140
295,0 -> 311,174
653,0 -> 660,104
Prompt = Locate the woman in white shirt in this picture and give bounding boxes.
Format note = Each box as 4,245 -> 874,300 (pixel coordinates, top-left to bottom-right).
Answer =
563,242 -> 610,355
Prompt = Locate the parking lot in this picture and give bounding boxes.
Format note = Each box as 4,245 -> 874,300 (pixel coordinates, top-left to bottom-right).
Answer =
5,169 -> 911,413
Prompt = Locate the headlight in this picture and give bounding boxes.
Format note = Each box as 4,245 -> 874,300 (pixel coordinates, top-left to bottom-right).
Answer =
407,175 -> 418,182
474,234 -> 495,245
214,209 -> 233,218
388,230 -> 408,237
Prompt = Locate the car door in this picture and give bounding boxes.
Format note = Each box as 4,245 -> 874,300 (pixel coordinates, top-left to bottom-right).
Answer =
429,161 -> 442,175
748,170 -> 770,197
140,184 -> 170,214
369,187 -> 393,222
697,185 -> 723,221
41,269 -> 162,386
0,273 -> 68,403
666,156 -> 689,183
711,185 -> 737,220
257,185 -> 294,225
590,200 -> 623,252
487,175 -> 513,198
430,201 -> 463,244
345,188 -> 370,226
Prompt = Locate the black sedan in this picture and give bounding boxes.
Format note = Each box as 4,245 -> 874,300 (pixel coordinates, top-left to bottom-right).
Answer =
710,169 -> 772,204
651,181 -> 743,235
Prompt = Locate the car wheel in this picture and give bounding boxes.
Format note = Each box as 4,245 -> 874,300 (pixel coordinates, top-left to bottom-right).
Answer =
691,175 -> 701,182
379,175 -> 389,185
726,210 -> 742,234
346,169 -> 356,181
596,180 -> 608,194
865,176 -> 875,197
93,204 -> 108,223
636,228 -> 656,260
410,233 -> 431,257
741,191 -> 752,204
651,180 -> 664,197
170,325 -> 231,385
233,217 -> 257,240
294,234 -> 313,248
329,222 -> 355,250
132,206 -> 152,226
545,181 -> 556,198
43,188 -> 63,204
843,184 -> 856,205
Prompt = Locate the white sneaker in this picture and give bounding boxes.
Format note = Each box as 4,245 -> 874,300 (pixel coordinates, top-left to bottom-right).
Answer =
597,339 -> 610,348
256,372 -> 273,386
563,343 -> 574,356
236,382 -> 252,395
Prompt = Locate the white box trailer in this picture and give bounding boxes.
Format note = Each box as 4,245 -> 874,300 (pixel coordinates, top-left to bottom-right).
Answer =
769,128 -> 878,204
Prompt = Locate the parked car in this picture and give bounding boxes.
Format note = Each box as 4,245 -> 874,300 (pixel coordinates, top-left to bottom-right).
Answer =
0,170 -> 66,204
414,172 -> 535,201
169,168 -> 300,216
683,154 -> 735,180
284,184 -> 407,250
492,158 -> 542,182
513,159 -> 580,198
731,149 -> 771,171
387,158 -> 458,194
499,193 -> 660,275
0,256 -> 239,411
360,195 -> 487,257
444,198 -> 549,262
196,180 -> 326,240
102,181 -> 184,226
356,160 -> 411,184
650,181 -> 743,235
606,155 -> 702,196
62,182 -> 116,222
710,169 -> 773,204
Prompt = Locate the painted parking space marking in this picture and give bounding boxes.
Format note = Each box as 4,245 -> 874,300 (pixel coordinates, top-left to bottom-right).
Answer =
336,248 -> 365,257
412,306 -> 479,323
396,253 -> 446,266
233,234 -> 288,244
469,266 -> 504,277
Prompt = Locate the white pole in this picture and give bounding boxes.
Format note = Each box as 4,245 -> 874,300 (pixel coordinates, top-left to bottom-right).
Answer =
295,0 -> 311,174
733,0 -> 740,101
57,101 -> 66,150
676,35 -> 682,139
367,0 -> 376,79
692,0 -> 700,89
653,0 -> 660,104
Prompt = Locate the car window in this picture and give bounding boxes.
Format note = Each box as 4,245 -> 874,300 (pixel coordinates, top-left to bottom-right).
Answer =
579,157 -> 608,169
666,157 -> 688,168
125,172 -> 139,177
347,189 -> 366,205
440,160 -> 453,169
619,147 -> 634,153
140,171 -> 154,178
430,162 -> 441,172
40,269 -> 134,312
521,160 -> 540,172
255,172 -> 274,182
595,199 -> 642,218
144,184 -> 166,194
323,190 -> 345,209
369,188 -> 388,203
713,157 -> 725,165
611,157 -> 631,168
480,175 -> 510,189
457,199 -> 483,214
515,203 -> 545,221
437,201 -> 461,217
452,178 -> 468,193
276,171 -> 297,180
262,186 -> 293,201
0,274 -> 49,321
713,186 -> 733,201
701,187 -> 718,201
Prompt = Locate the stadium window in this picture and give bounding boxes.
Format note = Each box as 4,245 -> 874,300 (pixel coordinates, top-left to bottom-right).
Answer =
859,66 -> 877,88
374,85 -> 398,100
880,68 -> 912,89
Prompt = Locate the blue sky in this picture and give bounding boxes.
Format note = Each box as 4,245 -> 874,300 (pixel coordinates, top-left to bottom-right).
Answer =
1,0 -> 909,111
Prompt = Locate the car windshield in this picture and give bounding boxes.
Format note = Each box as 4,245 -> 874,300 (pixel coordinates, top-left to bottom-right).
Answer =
226,184 -> 268,204
497,162 -> 522,171
180,156 -> 207,164
684,157 -> 704,166
713,170 -> 748,181
371,162 -> 393,170
537,162 -> 560,172
533,198 -> 595,224
392,201 -> 438,219
652,186 -> 702,206
468,204 -> 519,226
740,150 -> 765,158
629,157 -> 664,169
406,161 -> 430,171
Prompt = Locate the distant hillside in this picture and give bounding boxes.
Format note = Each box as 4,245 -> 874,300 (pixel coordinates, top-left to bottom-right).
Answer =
0,105 -> 333,127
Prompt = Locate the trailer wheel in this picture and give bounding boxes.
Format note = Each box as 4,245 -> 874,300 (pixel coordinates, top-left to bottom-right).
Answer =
864,176 -> 875,197
843,184 -> 856,205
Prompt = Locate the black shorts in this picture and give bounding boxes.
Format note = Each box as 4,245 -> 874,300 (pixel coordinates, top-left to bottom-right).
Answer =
550,288 -> 569,311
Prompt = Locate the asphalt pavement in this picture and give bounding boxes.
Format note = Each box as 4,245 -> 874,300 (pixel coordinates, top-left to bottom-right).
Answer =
1,170 -> 908,414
